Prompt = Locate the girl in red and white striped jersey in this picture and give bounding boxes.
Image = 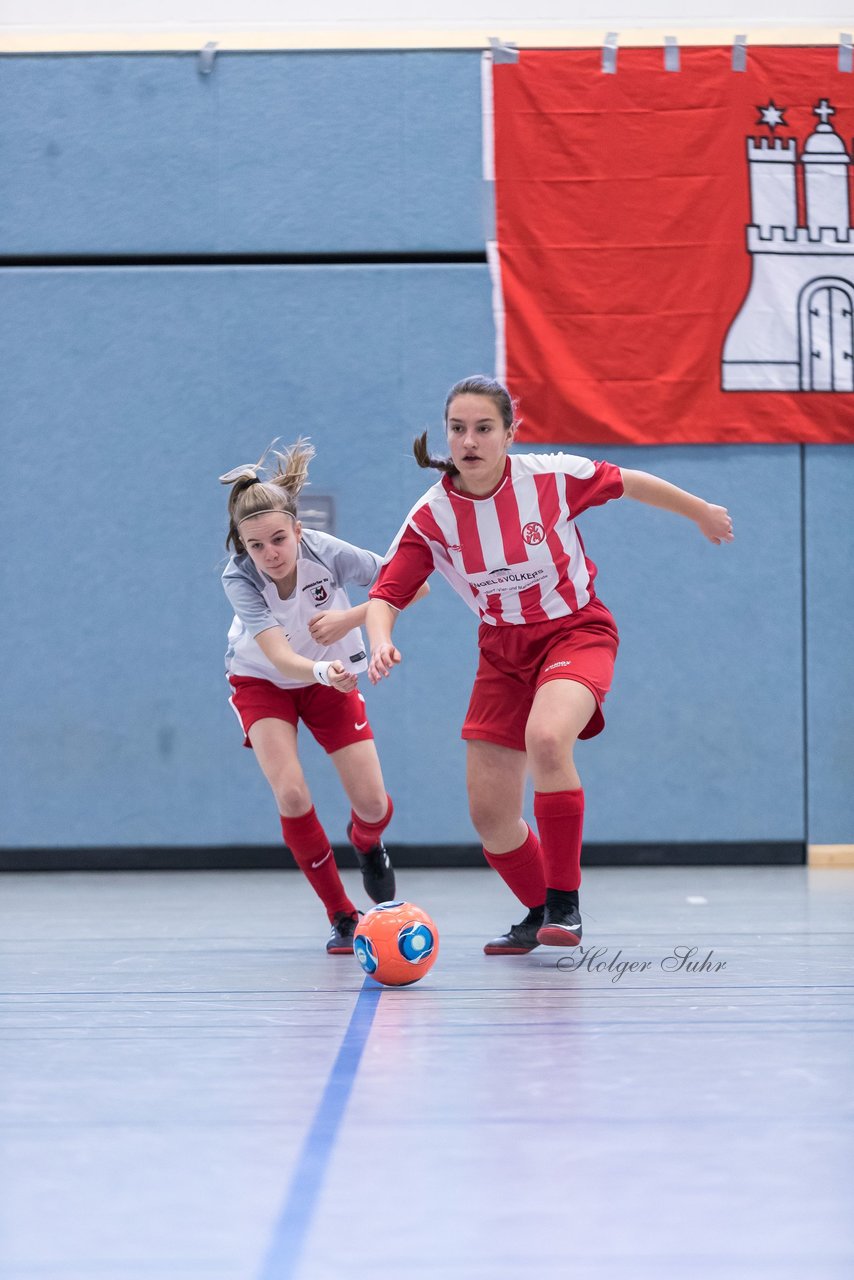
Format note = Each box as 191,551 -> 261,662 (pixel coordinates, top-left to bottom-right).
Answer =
367,376 -> 733,954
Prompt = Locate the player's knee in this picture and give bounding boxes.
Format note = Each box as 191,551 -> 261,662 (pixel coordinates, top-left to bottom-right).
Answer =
468,792 -> 511,845
352,792 -> 388,824
274,780 -> 312,816
525,724 -> 573,774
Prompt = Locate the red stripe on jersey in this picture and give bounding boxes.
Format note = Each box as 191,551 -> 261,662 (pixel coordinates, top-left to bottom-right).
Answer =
492,478 -> 528,565
371,525 -> 435,610
564,463 -> 623,516
412,502 -> 449,550
484,592 -> 504,623
575,527 -> 600,594
518,583 -> 551,623
534,472 -> 580,612
447,492 -> 487,575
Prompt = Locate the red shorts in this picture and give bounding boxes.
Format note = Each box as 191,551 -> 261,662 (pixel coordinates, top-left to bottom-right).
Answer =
462,597 -> 619,752
227,675 -> 374,754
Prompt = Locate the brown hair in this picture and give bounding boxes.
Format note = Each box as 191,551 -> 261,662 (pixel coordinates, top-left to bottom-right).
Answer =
412,375 -> 517,476
220,438 -> 314,555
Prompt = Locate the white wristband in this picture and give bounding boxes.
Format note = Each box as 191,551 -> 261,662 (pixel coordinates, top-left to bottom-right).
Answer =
313,661 -> 333,687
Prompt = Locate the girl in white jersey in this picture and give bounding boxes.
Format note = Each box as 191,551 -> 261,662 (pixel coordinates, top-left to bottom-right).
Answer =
367,376 -> 733,954
221,440 -> 404,955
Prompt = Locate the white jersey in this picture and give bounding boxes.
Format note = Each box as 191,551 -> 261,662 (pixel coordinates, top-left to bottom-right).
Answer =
371,453 -> 624,626
222,529 -> 381,688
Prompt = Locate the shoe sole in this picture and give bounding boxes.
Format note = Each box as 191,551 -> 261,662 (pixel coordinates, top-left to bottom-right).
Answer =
536,926 -> 582,947
483,942 -> 539,955
326,945 -> 355,954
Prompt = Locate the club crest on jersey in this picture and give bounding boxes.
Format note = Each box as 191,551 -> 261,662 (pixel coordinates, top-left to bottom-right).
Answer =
522,521 -> 545,545
302,578 -> 331,606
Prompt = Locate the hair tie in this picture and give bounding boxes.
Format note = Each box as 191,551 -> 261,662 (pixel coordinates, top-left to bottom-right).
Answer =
219,465 -> 259,485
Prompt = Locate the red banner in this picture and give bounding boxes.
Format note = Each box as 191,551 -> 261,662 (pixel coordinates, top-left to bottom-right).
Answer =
492,47 -> 854,444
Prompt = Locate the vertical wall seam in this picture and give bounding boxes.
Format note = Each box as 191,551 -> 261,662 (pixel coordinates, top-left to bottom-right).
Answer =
481,51 -> 506,382
801,443 -> 810,848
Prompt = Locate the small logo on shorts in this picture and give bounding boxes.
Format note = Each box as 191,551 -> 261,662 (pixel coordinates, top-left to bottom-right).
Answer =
544,660 -> 572,672
522,522 -> 545,545
355,720 -> 368,731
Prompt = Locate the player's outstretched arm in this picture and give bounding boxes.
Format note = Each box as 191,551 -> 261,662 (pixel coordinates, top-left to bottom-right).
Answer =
620,468 -> 734,545
366,599 -> 403,683
255,627 -> 357,692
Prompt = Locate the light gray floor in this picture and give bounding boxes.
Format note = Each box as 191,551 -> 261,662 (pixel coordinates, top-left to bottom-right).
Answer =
1,865 -> 853,1280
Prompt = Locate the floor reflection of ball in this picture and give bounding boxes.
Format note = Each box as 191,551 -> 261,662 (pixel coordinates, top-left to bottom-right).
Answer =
353,901 -> 439,986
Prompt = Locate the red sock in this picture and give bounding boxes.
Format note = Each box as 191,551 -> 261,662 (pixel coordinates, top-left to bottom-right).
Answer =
534,789 -> 585,891
483,825 -> 546,908
280,808 -> 356,921
349,794 -> 394,853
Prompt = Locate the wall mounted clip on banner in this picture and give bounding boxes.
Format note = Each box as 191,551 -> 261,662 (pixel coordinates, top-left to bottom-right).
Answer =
840,33 -> 853,73
732,34 -> 747,72
602,32 -> 618,76
198,42 -> 217,75
664,36 -> 680,73
488,36 -> 519,65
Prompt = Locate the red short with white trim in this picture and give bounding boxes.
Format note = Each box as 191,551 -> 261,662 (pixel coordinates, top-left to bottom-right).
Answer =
461,597 -> 619,751
228,675 -> 374,754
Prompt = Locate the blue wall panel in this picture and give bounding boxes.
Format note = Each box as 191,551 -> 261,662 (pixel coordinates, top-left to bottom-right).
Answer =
0,265 -> 489,850
0,266 -> 806,851
562,445 -> 804,842
804,447 -> 854,845
0,56 -> 218,254
0,53 -> 484,254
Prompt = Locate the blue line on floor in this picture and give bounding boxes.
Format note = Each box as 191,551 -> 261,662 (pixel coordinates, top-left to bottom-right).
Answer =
256,978 -> 382,1280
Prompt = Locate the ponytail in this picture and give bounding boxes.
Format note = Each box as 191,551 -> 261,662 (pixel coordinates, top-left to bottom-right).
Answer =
412,431 -> 459,478
220,437 -> 315,554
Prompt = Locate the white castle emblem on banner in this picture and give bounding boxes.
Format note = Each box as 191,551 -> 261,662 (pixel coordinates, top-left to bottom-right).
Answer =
722,98 -> 854,393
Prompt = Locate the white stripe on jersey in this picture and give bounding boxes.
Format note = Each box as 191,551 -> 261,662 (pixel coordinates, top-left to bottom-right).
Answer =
380,453 -> 621,626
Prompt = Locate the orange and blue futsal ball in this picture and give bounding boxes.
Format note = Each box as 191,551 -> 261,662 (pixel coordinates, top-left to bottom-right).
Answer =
353,901 -> 438,986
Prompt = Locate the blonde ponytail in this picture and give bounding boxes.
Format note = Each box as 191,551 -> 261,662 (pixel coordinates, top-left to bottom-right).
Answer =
221,438 -> 315,554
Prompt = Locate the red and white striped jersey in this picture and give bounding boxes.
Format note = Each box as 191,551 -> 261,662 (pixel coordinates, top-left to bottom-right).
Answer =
371,454 -> 624,626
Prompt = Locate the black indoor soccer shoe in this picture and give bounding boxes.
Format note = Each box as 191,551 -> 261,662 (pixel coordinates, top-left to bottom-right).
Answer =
483,904 -> 545,955
347,822 -> 396,904
536,889 -> 582,947
326,910 -> 360,955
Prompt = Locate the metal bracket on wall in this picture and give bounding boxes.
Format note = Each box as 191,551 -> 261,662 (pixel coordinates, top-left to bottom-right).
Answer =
198,41 -> 218,75
602,32 -> 618,75
488,36 -> 519,65
298,494 -> 336,535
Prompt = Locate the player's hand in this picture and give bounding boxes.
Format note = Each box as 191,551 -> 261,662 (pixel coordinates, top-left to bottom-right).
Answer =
308,610 -> 352,646
368,642 -> 401,684
327,660 -> 358,693
697,503 -> 734,545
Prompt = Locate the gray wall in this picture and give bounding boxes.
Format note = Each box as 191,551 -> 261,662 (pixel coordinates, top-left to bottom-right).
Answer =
1,52 -> 851,852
